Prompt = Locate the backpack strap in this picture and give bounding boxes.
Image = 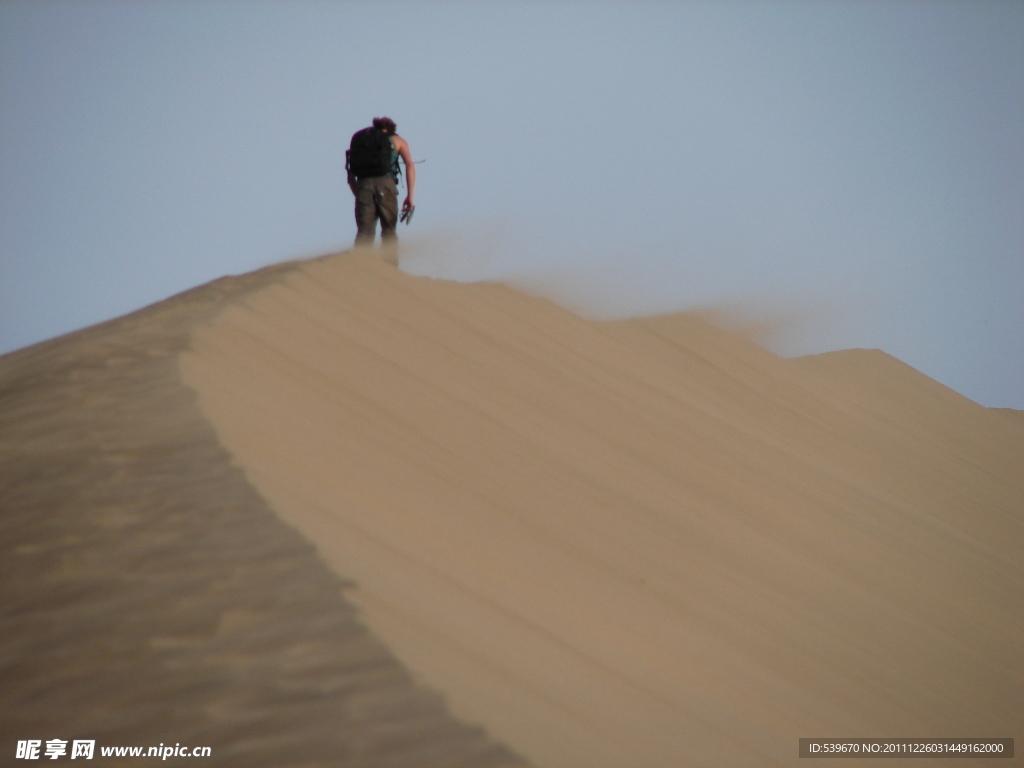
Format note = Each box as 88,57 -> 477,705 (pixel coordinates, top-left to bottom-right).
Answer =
390,138 -> 402,186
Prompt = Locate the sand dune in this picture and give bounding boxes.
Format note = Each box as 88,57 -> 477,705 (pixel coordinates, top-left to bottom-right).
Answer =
2,249 -> 1020,766
171,251 -> 1023,767
0,259 -> 523,767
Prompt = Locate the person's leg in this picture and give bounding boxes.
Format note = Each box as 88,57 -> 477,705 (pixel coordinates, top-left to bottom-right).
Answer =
377,177 -> 399,242
376,177 -> 400,265
353,178 -> 378,246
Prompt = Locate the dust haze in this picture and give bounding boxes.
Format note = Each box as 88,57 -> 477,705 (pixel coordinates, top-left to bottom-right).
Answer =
399,228 -> 872,364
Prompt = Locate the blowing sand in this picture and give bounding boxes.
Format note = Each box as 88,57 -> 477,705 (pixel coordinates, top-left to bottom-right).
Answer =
175,251 -> 1023,767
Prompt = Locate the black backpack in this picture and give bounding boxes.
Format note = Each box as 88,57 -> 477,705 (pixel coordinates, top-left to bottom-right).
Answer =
346,127 -> 393,178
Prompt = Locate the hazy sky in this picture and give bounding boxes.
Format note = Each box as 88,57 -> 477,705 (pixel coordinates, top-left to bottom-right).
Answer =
2,1 -> 1021,407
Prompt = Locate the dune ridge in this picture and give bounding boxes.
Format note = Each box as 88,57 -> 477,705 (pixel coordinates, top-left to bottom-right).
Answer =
180,252 -> 1023,767
0,258 -> 525,767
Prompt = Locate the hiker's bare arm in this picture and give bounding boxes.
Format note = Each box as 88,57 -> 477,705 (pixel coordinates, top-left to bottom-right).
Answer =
394,135 -> 416,208
347,171 -> 357,196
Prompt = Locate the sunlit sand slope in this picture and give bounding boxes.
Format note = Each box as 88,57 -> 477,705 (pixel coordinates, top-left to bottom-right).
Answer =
181,252 -> 1024,768
0,261 -> 524,768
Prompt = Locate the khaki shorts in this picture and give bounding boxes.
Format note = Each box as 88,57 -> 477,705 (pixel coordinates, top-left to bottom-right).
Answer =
354,175 -> 398,246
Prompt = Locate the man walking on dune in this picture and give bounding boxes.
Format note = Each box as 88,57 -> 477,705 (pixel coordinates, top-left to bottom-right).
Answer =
346,117 -> 416,252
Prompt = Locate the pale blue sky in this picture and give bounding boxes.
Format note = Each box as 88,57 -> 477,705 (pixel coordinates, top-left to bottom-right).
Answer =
1,1 -> 1021,407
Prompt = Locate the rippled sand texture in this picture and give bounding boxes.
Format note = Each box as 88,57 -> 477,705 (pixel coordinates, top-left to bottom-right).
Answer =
180,252 -> 1024,768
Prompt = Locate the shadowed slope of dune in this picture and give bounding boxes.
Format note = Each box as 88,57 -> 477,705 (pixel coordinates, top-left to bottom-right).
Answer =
0,258 -> 525,767
180,252 -> 1023,768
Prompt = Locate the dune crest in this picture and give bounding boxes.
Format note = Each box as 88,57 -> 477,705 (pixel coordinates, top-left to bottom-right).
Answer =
180,252 -> 1023,767
0,258 -> 524,768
